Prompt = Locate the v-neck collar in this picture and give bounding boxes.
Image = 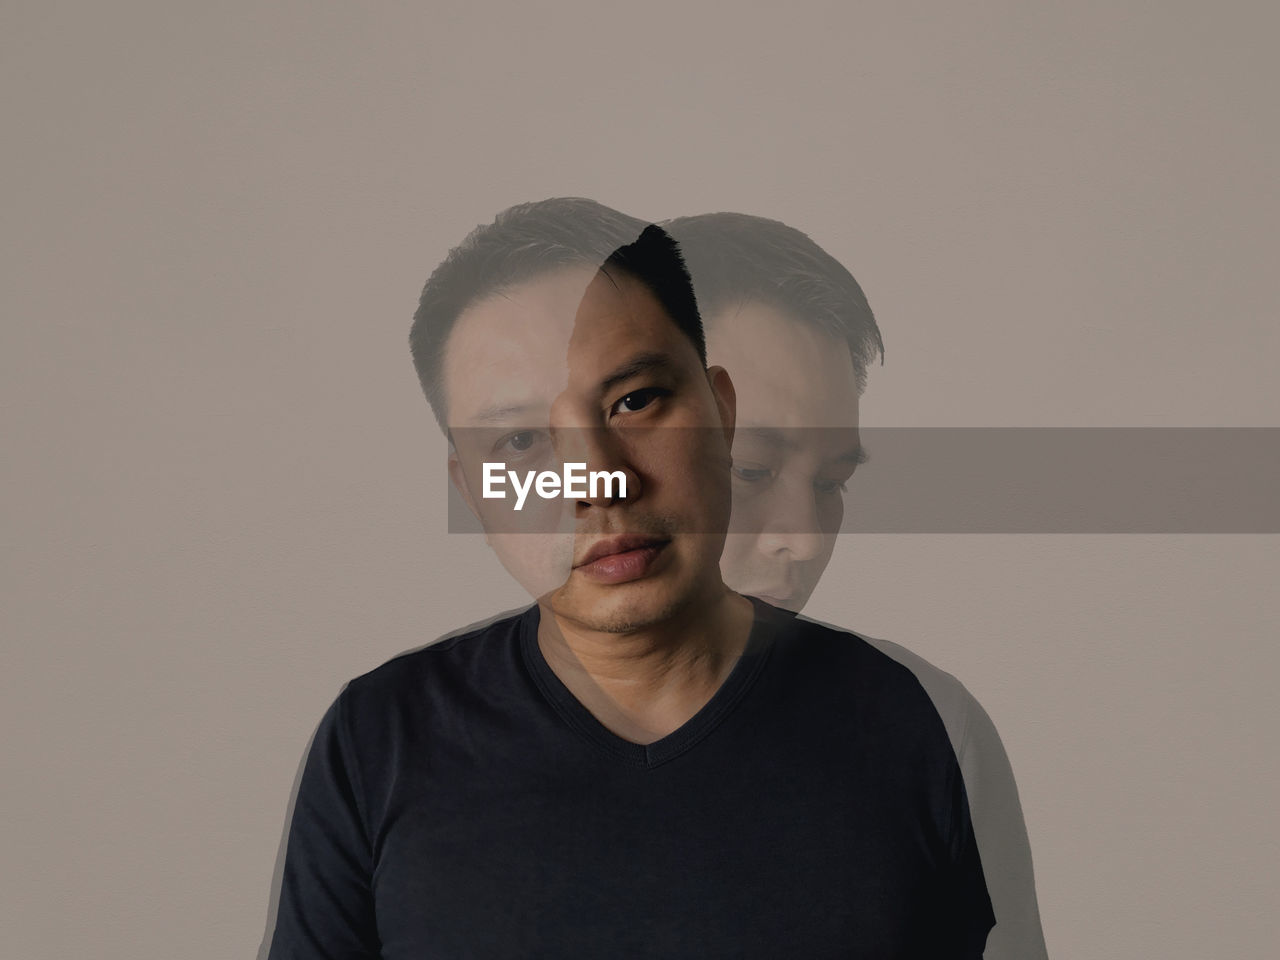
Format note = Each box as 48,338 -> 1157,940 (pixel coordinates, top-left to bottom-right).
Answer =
519,595 -> 784,768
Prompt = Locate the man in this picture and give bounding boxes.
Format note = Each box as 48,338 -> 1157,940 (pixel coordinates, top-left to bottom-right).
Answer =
663,212 -> 883,613
267,198 -> 995,958
666,211 -> 1049,960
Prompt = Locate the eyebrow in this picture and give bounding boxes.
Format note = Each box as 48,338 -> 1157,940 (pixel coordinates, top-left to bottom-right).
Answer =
464,402 -> 543,426
738,426 -> 869,465
598,351 -> 676,396
456,353 -> 674,425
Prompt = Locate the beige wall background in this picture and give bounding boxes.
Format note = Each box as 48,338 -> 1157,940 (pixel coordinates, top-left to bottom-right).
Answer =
4,2 -> 1277,957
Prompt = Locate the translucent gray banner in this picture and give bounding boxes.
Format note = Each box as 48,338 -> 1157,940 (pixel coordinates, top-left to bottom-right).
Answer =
445,427 -> 1279,533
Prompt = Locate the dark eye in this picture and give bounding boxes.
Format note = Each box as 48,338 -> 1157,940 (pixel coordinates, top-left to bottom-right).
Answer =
814,478 -> 849,495
495,430 -> 547,458
612,387 -> 668,415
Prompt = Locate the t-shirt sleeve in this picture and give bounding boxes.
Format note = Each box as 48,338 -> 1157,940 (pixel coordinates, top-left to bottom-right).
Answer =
937,746 -> 999,959
954,696 -> 1050,960
861,634 -> 1048,959
267,692 -> 381,960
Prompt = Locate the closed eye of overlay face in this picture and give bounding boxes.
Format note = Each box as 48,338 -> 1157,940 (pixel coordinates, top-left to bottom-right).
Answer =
707,299 -> 865,612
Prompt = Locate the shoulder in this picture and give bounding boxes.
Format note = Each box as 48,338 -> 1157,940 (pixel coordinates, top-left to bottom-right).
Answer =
858,633 -> 986,746
334,604 -> 534,723
773,610 -> 943,695
781,610 -> 989,758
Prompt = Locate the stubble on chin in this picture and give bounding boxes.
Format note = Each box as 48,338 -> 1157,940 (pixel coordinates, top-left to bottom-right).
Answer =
546,580 -> 689,635
545,547 -> 723,636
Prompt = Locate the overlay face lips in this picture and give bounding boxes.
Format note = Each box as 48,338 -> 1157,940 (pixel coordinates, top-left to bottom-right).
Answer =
573,534 -> 671,568
747,585 -> 799,607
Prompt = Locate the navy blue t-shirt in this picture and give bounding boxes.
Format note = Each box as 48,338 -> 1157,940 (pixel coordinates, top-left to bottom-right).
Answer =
268,597 -> 995,958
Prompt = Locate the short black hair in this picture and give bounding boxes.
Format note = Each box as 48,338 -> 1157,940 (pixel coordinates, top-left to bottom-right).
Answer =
662,212 -> 884,394
600,222 -> 705,363
410,198 -> 704,428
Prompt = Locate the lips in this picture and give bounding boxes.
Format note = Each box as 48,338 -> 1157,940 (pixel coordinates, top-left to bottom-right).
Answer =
574,534 -> 671,568
756,595 -> 793,607
571,534 -> 672,585
748,588 -> 799,610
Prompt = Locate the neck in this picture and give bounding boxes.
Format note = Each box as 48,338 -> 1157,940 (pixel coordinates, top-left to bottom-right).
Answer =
536,585 -> 755,745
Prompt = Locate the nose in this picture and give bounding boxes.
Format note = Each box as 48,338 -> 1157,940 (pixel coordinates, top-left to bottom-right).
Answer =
554,426 -> 640,510
753,485 -> 827,562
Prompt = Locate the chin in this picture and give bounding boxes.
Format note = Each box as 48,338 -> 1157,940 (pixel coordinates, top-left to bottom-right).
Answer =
730,585 -> 811,614
551,578 -> 690,634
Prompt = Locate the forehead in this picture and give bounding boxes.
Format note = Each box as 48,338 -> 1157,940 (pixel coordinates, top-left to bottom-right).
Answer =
567,268 -> 690,376
707,299 -> 859,431
443,265 -> 693,427
443,265 -> 590,426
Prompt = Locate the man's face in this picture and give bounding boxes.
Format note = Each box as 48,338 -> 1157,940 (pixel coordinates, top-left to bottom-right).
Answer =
444,264 -> 737,633
706,300 -> 863,612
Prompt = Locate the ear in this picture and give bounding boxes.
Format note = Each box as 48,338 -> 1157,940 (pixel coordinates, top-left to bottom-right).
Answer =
705,365 -> 737,451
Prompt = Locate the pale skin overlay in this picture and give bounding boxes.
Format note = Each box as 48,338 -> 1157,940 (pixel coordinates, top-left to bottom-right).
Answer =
706,298 -> 864,613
